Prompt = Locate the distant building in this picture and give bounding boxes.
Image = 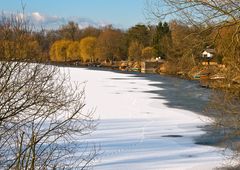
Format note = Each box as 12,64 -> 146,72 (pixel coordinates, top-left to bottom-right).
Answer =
202,49 -> 215,59
202,48 -> 215,65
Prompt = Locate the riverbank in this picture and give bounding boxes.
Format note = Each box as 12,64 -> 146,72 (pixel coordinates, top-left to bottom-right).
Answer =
50,60 -> 233,89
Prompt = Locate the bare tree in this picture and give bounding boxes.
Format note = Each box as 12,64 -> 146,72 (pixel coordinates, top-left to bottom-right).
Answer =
146,0 -> 240,25
0,12 -> 97,169
146,0 -> 240,62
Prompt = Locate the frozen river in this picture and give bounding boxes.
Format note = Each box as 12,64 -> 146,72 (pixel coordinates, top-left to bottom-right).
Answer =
66,67 -> 226,170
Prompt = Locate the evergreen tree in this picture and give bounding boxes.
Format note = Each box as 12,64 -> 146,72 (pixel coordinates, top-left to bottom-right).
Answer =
153,22 -> 171,59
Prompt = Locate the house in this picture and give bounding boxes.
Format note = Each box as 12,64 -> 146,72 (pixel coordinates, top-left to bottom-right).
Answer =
202,49 -> 215,59
202,48 -> 216,65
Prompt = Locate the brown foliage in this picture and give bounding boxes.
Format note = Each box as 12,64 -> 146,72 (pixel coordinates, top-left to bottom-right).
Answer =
95,27 -> 126,62
80,36 -> 97,62
128,41 -> 144,61
142,47 -> 156,60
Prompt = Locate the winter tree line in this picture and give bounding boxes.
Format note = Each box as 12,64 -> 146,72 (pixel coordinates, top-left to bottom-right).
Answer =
1,13 -> 237,76
0,20 -> 171,63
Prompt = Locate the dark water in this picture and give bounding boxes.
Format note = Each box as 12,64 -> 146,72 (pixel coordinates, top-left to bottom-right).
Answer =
88,67 -> 211,113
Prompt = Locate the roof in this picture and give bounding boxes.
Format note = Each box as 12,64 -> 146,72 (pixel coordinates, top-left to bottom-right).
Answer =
203,49 -> 215,54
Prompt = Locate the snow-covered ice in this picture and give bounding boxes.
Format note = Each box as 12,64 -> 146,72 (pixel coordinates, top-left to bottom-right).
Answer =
65,67 -> 227,170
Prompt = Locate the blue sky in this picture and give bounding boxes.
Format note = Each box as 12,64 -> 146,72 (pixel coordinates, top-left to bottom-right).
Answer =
0,0 -> 149,29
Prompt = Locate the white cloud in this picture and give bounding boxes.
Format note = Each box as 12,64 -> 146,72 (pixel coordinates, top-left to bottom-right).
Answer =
31,12 -> 45,22
16,13 -> 25,20
1,11 -> 112,30
29,12 -> 109,29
